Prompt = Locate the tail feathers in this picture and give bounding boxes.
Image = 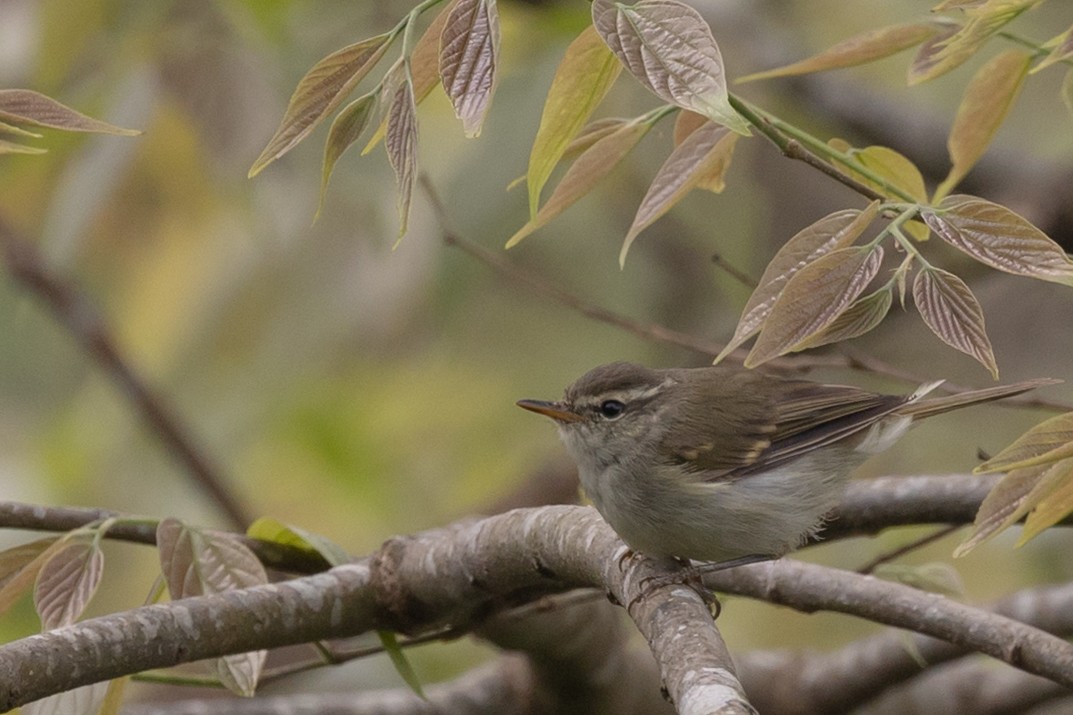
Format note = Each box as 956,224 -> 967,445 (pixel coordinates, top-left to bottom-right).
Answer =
899,378 -> 1060,421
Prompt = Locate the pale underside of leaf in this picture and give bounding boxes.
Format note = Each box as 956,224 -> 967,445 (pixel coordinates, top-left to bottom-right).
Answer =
955,462 -> 1049,556
621,121 -> 735,265
0,89 -> 140,135
1019,457 -> 1073,545
792,287 -> 893,350
33,539 -> 104,630
22,682 -> 108,715
526,24 -> 621,218
0,537 -> 62,617
923,195 -> 1073,285
976,411 -> 1073,474
508,120 -> 649,248
249,33 -> 392,177
591,0 -> 750,134
715,201 -> 880,363
745,245 -> 884,367
1032,23 -> 1073,74
386,76 -> 419,239
440,0 -> 500,137
936,49 -> 1031,200
738,22 -> 936,82
912,266 -> 997,378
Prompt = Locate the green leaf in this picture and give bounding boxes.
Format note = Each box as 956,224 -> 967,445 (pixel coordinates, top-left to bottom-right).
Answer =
1018,458 -> 1073,545
525,25 -> 621,219
792,287 -> 892,350
317,92 -> 378,218
592,0 -> 750,134
0,139 -> 47,155
912,266 -> 997,379
923,195 -> 1073,285
745,245 -> 884,367
440,0 -> 500,137
249,32 -> 393,177
1063,67 -> 1073,119
621,121 -> 736,264
379,630 -> 426,699
836,145 -> 928,203
976,411 -> 1073,474
508,119 -> 650,248
935,49 -> 1031,201
715,201 -> 880,363
955,463 -> 1050,556
0,118 -> 43,137
0,89 -> 140,135
1030,22 -> 1073,74
739,23 -> 936,82
247,517 -> 351,567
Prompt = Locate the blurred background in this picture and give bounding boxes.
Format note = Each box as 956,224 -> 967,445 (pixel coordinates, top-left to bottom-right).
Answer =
0,0 -> 1071,705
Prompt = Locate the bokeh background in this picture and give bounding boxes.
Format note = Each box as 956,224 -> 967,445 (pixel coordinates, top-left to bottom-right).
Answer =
1,0 -> 1071,705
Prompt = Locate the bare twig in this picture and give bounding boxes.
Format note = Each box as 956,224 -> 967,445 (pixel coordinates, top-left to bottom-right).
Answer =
856,524 -> 962,575
0,219 -> 251,528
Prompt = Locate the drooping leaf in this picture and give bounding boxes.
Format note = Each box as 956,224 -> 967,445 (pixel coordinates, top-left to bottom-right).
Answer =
379,630 -> 426,698
1031,23 -> 1073,74
508,119 -> 650,248
33,538 -> 104,630
0,118 -> 43,137
738,23 -> 937,82
526,25 -> 621,218
562,118 -> 630,161
0,139 -> 47,154
936,50 -> 1031,200
912,266 -> 997,378
976,412 -> 1073,473
621,121 -> 736,264
908,1 -> 1035,84
745,245 -> 884,367
591,0 -> 750,134
247,517 -> 350,567
249,33 -> 393,177
0,89 -> 139,135
0,537 -> 64,617
386,73 -> 419,239
792,287 -> 893,350
923,195 -> 1073,285
715,201 -> 880,363
317,92 -> 378,217
955,463 -> 1050,556
157,519 -> 268,697
440,0 -> 500,137
1018,458 -> 1073,544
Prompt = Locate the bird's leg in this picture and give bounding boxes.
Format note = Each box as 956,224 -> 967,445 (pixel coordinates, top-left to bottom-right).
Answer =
638,554 -> 776,617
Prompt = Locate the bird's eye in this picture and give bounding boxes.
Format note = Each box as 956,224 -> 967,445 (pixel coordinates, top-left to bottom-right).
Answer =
598,400 -> 626,419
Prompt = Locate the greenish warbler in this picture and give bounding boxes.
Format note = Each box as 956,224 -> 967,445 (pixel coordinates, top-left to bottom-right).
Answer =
518,362 -> 1051,565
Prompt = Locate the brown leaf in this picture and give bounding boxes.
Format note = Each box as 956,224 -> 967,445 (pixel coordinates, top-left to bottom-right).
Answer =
33,538 -> 104,630
907,2 -> 1034,85
621,121 -> 736,264
936,49 -> 1031,200
591,0 -> 749,134
562,118 -> 630,161
0,537 -> 61,615
912,266 -> 997,378
508,120 -> 650,248
739,23 -> 936,82
923,195 -> 1073,285
793,288 -> 893,350
386,74 -> 419,239
411,0 -> 460,101
955,463 -> 1049,556
976,412 -> 1073,474
745,245 -> 884,367
672,110 -> 708,146
249,33 -> 392,177
440,0 -> 500,137
715,202 -> 880,363
0,89 -> 140,135
526,25 -> 621,218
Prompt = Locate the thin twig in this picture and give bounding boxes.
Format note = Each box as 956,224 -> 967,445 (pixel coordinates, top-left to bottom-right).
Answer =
710,252 -> 757,289
856,524 -> 962,575
0,219 -> 251,528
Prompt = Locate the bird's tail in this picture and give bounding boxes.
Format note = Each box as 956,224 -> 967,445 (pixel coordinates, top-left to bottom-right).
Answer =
898,378 -> 1060,421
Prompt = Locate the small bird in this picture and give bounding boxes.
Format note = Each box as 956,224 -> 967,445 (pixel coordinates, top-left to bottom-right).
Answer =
518,362 -> 1052,566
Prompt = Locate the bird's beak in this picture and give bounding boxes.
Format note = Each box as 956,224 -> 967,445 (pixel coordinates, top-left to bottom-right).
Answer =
516,399 -> 583,423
